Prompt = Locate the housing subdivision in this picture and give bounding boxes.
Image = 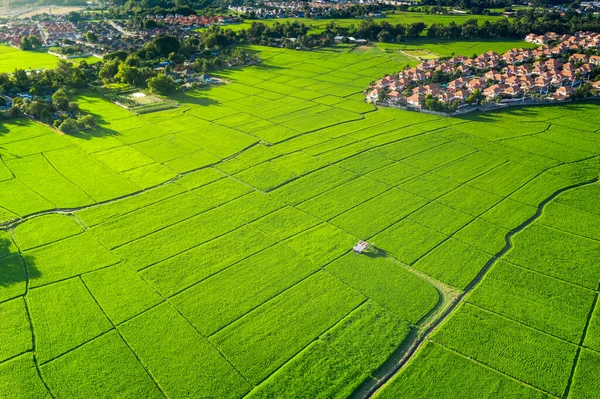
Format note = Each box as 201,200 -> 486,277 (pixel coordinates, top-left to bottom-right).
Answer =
367,31 -> 600,113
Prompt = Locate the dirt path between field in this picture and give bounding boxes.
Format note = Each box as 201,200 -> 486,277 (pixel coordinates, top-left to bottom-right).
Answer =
355,177 -> 599,399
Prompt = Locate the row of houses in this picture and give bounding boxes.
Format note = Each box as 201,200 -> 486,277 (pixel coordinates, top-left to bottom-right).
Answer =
0,19 -> 80,47
146,14 -> 238,29
39,21 -> 78,45
0,21 -> 42,47
367,31 -> 600,110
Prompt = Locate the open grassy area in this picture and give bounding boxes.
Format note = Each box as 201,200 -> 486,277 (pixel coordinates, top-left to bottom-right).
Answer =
216,12 -> 503,34
0,41 -> 599,399
378,38 -> 537,59
0,45 -> 60,72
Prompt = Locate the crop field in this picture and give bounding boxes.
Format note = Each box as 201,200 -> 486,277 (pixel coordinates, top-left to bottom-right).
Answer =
377,38 -> 537,59
0,42 -> 600,399
0,45 -> 59,72
211,12 -> 503,35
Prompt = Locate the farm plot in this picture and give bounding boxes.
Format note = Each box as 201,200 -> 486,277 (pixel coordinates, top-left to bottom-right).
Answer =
326,254 -> 439,323
171,243 -> 318,336
0,45 -> 58,72
0,298 -> 30,363
41,331 -> 163,398
467,261 -> 595,343
210,272 -> 365,384
24,233 -> 120,287
27,278 -> 112,363
431,304 -> 577,396
503,223 -> 600,290
246,340 -> 367,399
376,341 -> 551,399
1,43 -> 600,399
139,224 -> 276,297
119,303 -> 251,399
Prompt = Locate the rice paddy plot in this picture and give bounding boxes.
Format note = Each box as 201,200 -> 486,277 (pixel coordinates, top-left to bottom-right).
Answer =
118,303 -> 251,399
171,243 -> 318,336
41,331 -> 163,399
28,278 -> 112,363
503,223 -> 600,290
331,188 -> 427,238
432,303 -> 577,397
0,298 -> 30,363
374,219 -> 447,265
24,233 -> 120,287
2,42 -> 600,399
0,45 -> 58,72
13,214 -> 83,251
538,201 -> 600,241
375,341 -> 551,399
413,238 -> 491,289
210,271 -> 365,384
139,224 -> 275,297
0,353 -> 52,399
568,349 -> 600,399
468,261 -> 596,343
246,340 -> 367,399
326,254 -> 439,324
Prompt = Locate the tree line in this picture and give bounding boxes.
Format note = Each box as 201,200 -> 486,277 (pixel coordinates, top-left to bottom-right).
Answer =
0,60 -> 97,133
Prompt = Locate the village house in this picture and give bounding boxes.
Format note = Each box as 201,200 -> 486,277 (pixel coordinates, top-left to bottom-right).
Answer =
483,84 -> 505,99
388,91 -> 404,103
553,86 -> 573,100
406,94 -> 424,108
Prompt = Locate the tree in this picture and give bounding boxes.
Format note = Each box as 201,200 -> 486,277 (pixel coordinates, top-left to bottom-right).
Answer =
28,35 -> 42,48
52,89 -> 70,112
572,83 -> 592,100
6,106 -> 21,118
151,36 -> 180,57
58,118 -> 79,133
99,58 -> 121,83
115,64 -> 145,87
407,22 -> 427,38
466,89 -> 484,106
426,24 -> 439,38
144,19 -> 157,29
11,69 -> 30,92
19,37 -> 32,51
147,74 -> 176,95
66,11 -> 82,23
104,50 -> 128,62
85,32 -> 98,43
377,87 -> 389,103
377,30 -> 392,43
77,114 -> 95,129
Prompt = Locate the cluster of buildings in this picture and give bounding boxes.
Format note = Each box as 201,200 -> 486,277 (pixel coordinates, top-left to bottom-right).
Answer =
39,21 -> 78,45
228,4 -> 307,19
0,20 -> 80,47
367,31 -> 600,110
0,19 -> 85,46
0,20 -> 42,47
145,14 -> 238,30
228,1 -> 385,19
0,12 -> 240,56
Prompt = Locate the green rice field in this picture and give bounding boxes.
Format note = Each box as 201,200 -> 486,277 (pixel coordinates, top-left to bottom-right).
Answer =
0,45 -> 62,72
216,12 -> 503,35
0,42 -> 599,398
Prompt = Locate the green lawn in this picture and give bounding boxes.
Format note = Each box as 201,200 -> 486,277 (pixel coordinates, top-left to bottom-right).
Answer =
213,12 -> 503,34
0,45 -> 60,72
